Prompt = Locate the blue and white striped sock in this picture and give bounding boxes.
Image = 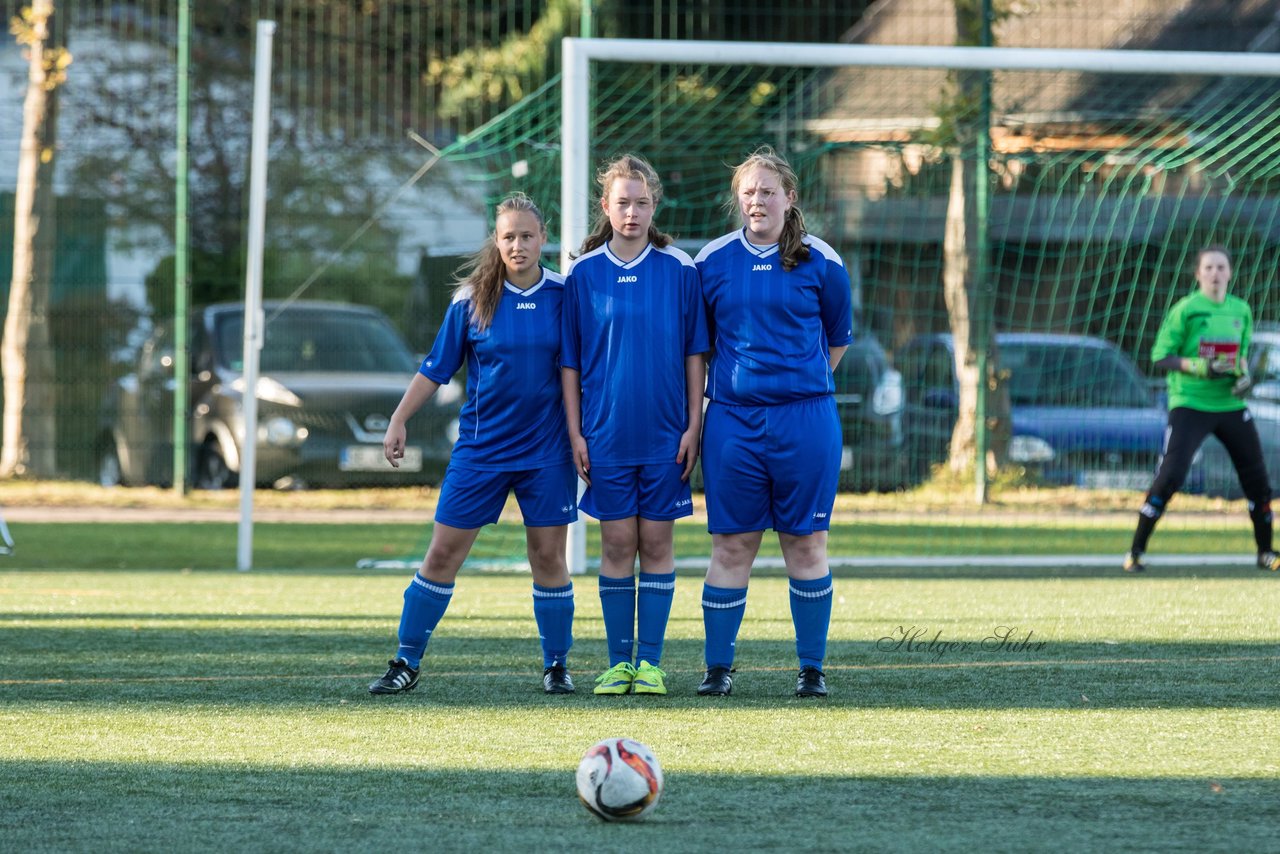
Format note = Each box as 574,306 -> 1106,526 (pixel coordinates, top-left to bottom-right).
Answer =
395,574 -> 454,670
789,572 -> 833,671
701,583 -> 748,670
636,570 -> 676,666
532,582 -> 574,668
598,575 -> 636,666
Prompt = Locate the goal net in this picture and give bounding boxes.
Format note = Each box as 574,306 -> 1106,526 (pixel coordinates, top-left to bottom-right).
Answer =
380,39 -> 1280,573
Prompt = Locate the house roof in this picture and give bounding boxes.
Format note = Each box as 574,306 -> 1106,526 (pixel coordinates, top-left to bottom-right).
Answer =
813,0 -> 1280,142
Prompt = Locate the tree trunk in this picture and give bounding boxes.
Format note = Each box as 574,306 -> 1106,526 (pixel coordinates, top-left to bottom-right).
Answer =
941,0 -> 1010,488
943,154 -> 979,474
3,0 -> 61,479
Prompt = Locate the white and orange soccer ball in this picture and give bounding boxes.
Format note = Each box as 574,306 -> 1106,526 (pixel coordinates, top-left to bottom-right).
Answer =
575,737 -> 664,822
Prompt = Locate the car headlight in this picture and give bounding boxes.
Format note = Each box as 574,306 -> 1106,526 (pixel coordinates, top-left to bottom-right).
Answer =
1009,435 -> 1055,463
230,375 -> 303,408
259,416 -> 307,447
872,369 -> 903,415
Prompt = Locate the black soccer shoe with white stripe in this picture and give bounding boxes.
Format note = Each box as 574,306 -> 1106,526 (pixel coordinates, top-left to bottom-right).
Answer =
543,664 -> 575,694
697,666 -> 734,696
795,666 -> 828,698
368,658 -> 420,695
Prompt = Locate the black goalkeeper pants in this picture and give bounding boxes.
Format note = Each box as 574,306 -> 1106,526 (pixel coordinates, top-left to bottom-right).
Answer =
1149,406 -> 1271,504
1131,406 -> 1273,556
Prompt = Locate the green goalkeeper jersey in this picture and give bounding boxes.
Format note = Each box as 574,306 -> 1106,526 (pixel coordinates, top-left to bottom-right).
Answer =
1152,291 -> 1252,413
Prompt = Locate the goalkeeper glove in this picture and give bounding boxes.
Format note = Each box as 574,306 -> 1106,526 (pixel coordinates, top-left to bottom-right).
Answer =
1183,356 -> 1235,378
1232,369 -> 1254,398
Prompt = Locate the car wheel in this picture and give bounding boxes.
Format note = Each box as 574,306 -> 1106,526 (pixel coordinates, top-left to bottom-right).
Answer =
195,441 -> 238,490
98,444 -> 123,488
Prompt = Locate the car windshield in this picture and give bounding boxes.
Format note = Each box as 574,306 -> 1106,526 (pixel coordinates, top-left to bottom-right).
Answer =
1003,343 -> 1152,408
215,310 -> 417,373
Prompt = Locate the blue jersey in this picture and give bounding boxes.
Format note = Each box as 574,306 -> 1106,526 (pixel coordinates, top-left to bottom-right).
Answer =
420,268 -> 570,471
561,242 -> 709,466
696,229 -> 854,406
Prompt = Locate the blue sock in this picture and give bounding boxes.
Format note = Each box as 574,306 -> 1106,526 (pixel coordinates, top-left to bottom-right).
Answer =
702,583 -> 748,670
598,575 -> 636,666
789,573 -> 833,670
395,574 -> 454,669
532,582 -> 574,668
636,570 -> 676,666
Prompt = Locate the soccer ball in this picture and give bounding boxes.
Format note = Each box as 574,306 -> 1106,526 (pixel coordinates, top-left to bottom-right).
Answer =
575,737 -> 664,822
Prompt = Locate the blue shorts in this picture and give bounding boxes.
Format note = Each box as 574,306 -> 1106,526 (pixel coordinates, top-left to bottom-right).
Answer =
579,462 -> 693,522
702,396 -> 841,535
434,462 -> 578,529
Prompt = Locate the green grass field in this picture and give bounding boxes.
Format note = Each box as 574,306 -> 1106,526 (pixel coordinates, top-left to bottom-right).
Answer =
3,560 -> 1278,852
1,514 -> 1264,570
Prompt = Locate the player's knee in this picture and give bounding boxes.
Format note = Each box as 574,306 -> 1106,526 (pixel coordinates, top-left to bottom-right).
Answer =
711,536 -> 758,574
527,541 -> 565,577
600,534 -> 638,567
1247,498 -> 1273,522
1138,493 -> 1168,521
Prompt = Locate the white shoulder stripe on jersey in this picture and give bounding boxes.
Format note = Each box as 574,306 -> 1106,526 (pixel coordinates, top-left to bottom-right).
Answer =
451,284 -> 473,304
802,234 -> 845,266
655,243 -> 696,268
694,230 -> 740,264
566,243 -> 609,274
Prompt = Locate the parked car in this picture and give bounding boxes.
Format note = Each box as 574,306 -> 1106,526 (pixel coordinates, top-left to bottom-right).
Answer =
1189,325 -> 1280,498
832,333 -> 906,490
98,301 -> 462,489
898,332 -> 1167,488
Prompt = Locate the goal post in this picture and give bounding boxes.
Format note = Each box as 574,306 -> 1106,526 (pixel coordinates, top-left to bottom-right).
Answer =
560,38 -> 1280,576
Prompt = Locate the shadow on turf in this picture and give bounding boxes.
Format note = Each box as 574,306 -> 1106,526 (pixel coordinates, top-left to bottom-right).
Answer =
2,622 -> 1277,709
4,560 -> 1274,578
2,762 -> 1277,851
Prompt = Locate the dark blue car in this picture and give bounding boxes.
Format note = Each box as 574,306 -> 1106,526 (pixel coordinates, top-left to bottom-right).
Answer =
897,332 -> 1167,488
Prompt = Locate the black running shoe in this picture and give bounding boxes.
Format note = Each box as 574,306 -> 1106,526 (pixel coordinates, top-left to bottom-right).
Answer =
697,666 -> 734,696
543,663 -> 575,694
1122,552 -> 1146,574
368,658 -> 419,695
796,666 -> 828,698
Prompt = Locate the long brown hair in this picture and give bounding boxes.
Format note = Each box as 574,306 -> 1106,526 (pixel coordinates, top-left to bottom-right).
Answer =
576,153 -> 673,256
728,146 -> 810,272
452,193 -> 546,331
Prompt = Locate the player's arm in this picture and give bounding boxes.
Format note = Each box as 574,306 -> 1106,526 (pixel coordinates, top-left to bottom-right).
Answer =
829,345 -> 848,370
384,373 -> 441,467
1151,300 -> 1188,372
816,247 -> 854,371
677,354 -> 706,481
561,367 -> 590,485
387,298 -> 464,466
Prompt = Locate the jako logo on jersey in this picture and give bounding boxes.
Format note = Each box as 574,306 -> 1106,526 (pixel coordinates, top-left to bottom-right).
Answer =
674,498 -> 692,508
813,512 -> 828,519
752,264 -> 772,271
516,302 -> 536,309
617,275 -> 638,283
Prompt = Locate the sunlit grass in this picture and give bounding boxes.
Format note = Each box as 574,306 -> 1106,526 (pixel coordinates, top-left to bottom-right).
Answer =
2,567 -> 1278,851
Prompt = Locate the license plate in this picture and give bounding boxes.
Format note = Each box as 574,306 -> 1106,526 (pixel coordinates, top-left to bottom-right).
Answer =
1078,469 -> 1149,490
340,445 -> 421,472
